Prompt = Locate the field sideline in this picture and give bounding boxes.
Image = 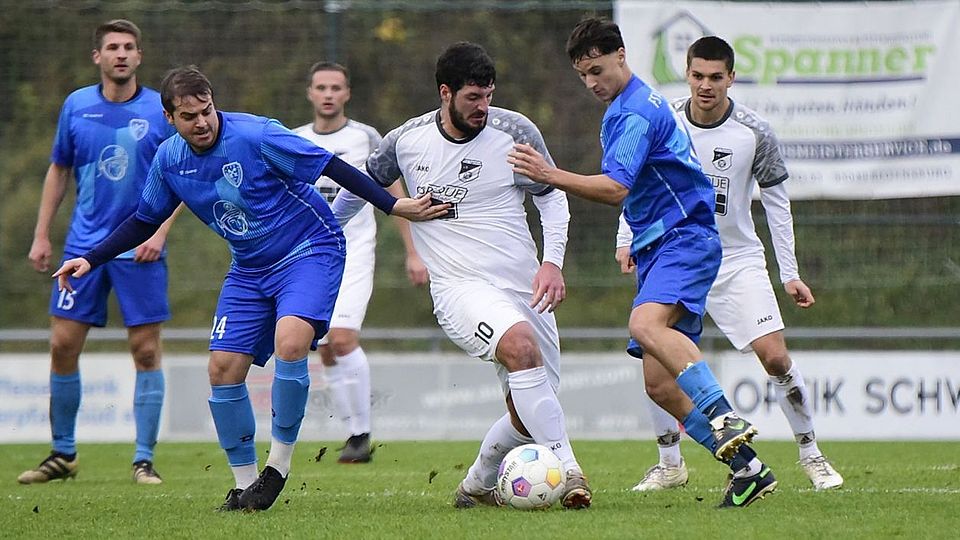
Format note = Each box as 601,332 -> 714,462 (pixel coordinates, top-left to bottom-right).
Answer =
4,441 -> 958,538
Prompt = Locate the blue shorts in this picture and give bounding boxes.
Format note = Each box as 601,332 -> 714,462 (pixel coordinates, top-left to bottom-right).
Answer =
626,220 -> 721,358
49,256 -> 170,327
209,251 -> 345,367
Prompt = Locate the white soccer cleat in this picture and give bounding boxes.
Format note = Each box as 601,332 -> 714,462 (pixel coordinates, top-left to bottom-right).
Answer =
631,459 -> 689,492
799,455 -> 843,490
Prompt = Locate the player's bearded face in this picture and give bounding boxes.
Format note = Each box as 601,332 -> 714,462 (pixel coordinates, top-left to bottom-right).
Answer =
167,95 -> 220,152
448,84 -> 494,137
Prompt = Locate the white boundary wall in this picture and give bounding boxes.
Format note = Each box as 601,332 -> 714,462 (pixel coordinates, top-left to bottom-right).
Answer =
1,351 -> 958,443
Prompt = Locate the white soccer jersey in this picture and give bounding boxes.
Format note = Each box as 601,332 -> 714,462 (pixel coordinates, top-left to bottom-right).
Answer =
671,98 -> 799,283
293,119 -> 381,248
366,107 -> 567,294
295,119 -> 382,329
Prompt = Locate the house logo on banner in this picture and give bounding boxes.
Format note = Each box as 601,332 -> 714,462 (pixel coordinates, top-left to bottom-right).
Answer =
651,11 -> 710,85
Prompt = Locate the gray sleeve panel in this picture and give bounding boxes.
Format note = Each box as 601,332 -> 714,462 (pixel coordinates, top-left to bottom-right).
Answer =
365,112 -> 434,187
487,107 -> 555,195
733,103 -> 789,188
670,97 -> 688,114
348,119 -> 383,155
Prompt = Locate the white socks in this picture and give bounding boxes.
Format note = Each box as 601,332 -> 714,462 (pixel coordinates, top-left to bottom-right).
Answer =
462,413 -> 534,493
231,463 -> 259,489
644,393 -> 683,468
324,347 -> 372,436
769,362 -> 822,459
265,438 -> 295,477
506,366 -> 580,473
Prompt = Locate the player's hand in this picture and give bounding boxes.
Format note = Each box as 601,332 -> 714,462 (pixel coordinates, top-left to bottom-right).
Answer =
785,279 -> 815,308
405,252 -> 429,286
530,262 -> 566,313
508,143 -> 554,184
52,257 -> 91,292
28,237 -> 53,272
615,246 -> 635,274
134,234 -> 166,263
391,193 -> 451,222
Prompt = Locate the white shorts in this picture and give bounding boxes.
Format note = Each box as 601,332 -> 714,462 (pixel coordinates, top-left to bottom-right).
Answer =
321,206 -> 376,340
431,281 -> 561,396
705,257 -> 784,352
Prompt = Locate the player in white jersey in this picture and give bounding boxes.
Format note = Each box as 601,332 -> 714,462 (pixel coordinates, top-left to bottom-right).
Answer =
616,36 -> 843,491
293,62 -> 382,463
336,42 -> 592,509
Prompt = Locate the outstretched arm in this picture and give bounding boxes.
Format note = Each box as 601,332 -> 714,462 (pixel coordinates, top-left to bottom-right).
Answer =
323,156 -> 448,222
509,143 -> 628,205
52,215 -> 163,291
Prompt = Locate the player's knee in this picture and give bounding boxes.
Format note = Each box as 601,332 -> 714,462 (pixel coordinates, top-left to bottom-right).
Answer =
49,337 -> 82,371
328,332 -> 359,357
274,336 -> 310,361
644,378 -> 674,405
761,353 -> 792,377
497,333 -> 541,372
208,359 -> 244,386
131,342 -> 161,371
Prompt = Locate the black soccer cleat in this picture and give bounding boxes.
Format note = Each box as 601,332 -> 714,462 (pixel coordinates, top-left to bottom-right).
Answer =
338,433 -> 372,464
237,466 -> 287,511
718,466 -> 778,508
711,413 -> 758,461
218,488 -> 243,512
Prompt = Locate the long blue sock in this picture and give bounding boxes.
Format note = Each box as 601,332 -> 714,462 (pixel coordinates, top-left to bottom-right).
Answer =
133,369 -> 164,463
271,357 -> 310,444
676,361 -> 733,420
208,383 -> 257,466
681,407 -> 717,455
50,371 -> 81,456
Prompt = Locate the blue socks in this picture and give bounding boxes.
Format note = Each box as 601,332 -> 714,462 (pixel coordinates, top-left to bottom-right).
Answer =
271,357 -> 310,444
133,369 -> 165,463
209,383 -> 257,466
676,361 -> 725,414
50,371 -> 81,456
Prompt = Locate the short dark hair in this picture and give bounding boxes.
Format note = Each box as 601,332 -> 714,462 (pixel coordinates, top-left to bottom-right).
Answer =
687,36 -> 735,72
307,61 -> 350,86
93,19 -> 142,50
160,65 -> 213,113
435,42 -> 495,93
566,17 -> 624,63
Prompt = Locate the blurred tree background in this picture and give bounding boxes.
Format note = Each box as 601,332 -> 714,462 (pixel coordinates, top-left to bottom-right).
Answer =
1,1 -> 957,343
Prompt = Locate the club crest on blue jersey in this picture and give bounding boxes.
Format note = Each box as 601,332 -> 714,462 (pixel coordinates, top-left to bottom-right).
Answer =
458,158 -> 482,181
213,200 -> 249,236
97,145 -> 129,181
222,162 -> 244,187
128,118 -> 150,141
712,147 -> 733,171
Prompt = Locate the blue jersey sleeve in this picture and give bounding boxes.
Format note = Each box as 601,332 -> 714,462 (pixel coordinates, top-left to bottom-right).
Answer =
601,113 -> 654,189
50,98 -> 75,167
260,119 -> 334,185
136,154 -> 182,224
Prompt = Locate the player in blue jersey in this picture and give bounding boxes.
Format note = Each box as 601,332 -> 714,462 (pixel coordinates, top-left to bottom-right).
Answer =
52,66 -> 447,512
21,20 -> 176,486
509,18 -> 777,508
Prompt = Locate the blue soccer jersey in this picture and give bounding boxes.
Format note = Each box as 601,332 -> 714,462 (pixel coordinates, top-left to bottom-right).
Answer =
138,111 -> 344,269
601,76 -> 716,251
51,85 -> 173,258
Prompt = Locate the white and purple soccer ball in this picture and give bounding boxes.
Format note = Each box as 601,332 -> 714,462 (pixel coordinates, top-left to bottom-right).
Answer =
496,444 -> 566,510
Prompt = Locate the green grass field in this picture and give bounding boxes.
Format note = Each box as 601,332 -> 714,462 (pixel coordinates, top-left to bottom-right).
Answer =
3,440 -> 958,539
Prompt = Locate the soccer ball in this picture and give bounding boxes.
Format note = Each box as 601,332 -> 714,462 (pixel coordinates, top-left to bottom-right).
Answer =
496,444 -> 566,510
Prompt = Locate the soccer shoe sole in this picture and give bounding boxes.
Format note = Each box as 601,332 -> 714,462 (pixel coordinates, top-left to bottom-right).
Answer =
714,425 -> 759,461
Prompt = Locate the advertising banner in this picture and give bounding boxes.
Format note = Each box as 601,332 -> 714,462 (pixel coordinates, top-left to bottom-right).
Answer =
2,352 -> 958,443
615,0 -> 960,199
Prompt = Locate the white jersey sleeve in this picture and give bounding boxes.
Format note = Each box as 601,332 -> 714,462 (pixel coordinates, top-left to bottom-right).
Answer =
759,181 -> 800,283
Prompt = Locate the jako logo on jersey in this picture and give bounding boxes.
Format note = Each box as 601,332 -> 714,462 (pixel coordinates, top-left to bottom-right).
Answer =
97,145 -> 129,181
213,200 -> 249,236
414,163 -> 430,173
222,162 -> 243,188
757,315 -> 774,325
713,147 -> 733,171
458,159 -> 482,182
128,118 -> 149,141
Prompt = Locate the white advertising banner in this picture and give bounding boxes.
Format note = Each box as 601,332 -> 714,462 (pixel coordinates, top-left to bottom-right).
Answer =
615,0 -> 960,199
2,352 -> 958,443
